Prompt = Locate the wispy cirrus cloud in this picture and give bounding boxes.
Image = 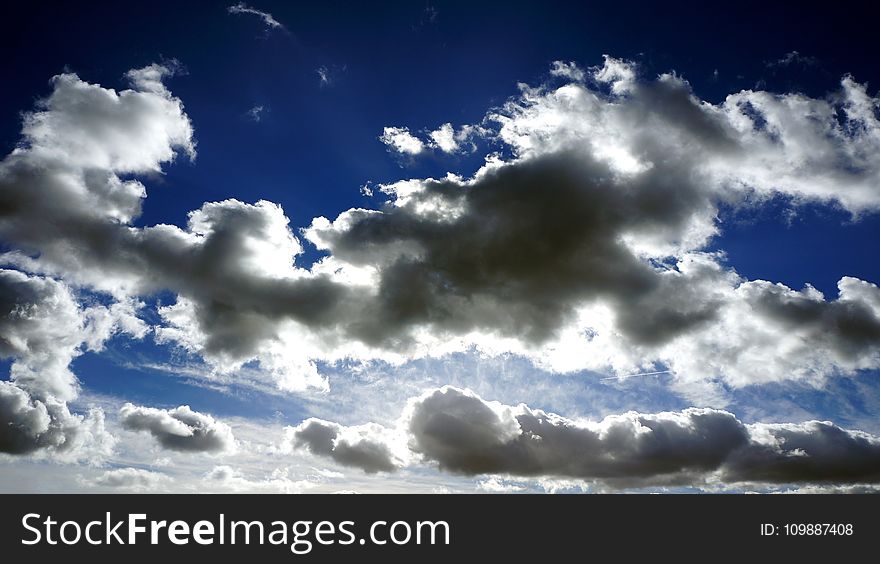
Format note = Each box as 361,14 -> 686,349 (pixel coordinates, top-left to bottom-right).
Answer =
227,3 -> 285,31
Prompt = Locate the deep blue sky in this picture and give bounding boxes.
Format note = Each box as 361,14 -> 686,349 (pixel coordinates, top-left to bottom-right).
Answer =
3,1 -> 877,294
2,0 -> 879,424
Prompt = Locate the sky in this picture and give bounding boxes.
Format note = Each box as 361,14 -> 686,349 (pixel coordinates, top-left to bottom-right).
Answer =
1,0 -> 879,493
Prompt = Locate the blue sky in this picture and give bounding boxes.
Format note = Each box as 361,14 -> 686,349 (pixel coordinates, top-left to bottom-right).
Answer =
1,1 -> 879,493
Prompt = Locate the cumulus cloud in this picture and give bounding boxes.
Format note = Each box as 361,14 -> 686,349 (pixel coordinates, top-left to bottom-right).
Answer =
0,381 -> 111,458
426,123 -> 483,154
290,386 -> 880,488
591,54 -> 636,94
119,403 -> 236,453
282,418 -> 405,473
428,123 -> 459,153
379,126 -> 425,155
227,3 -> 285,30
0,269 -> 138,457
2,58 -> 880,399
88,467 -> 170,491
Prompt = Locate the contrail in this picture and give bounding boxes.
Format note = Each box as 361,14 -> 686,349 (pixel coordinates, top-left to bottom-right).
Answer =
600,369 -> 673,382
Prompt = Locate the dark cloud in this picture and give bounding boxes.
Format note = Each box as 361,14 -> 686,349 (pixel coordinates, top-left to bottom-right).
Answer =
0,381 -> 110,457
307,151 -> 723,349
725,421 -> 880,484
406,387 -> 880,486
288,418 -> 401,473
0,269 -> 120,457
290,386 -> 880,488
406,387 -> 750,486
2,60 -> 880,394
119,403 -> 236,453
746,279 -> 880,363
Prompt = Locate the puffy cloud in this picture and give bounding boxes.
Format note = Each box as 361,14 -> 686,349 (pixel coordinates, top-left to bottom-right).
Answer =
0,66 -> 326,389
88,467 -> 170,491
119,403 -> 236,453
0,269 -> 133,458
379,126 -> 425,155
428,123 -> 459,153
657,277 -> 880,391
1,269 -> 92,401
0,381 -> 111,458
591,55 -> 636,94
227,3 -> 285,30
283,418 -> 404,473
406,387 -> 749,486
724,420 -> 880,484
2,58 -> 880,397
292,386 -> 880,488
549,60 -> 585,82
0,63 -> 195,291
718,78 -> 880,212
427,123 -> 480,154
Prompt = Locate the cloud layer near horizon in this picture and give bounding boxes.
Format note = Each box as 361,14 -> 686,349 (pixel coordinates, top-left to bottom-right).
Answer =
287,386 -> 880,488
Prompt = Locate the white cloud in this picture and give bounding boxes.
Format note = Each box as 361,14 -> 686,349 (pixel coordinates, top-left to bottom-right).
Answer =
204,465 -> 317,493
429,123 -> 458,152
246,105 -> 265,122
317,66 -> 330,86
379,126 -> 425,155
87,467 -> 171,491
549,60 -> 585,81
120,403 -> 237,453
592,55 -> 636,94
427,123 -> 481,154
476,477 -> 526,492
227,3 -> 285,30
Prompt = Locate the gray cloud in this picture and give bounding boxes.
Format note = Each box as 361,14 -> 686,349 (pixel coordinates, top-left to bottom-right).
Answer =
0,269 -> 129,457
306,151 -> 719,348
1,59 -> 879,396
406,387 -> 749,486
286,418 -> 402,473
407,387 -> 880,486
292,386 -> 880,488
119,403 -> 236,453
